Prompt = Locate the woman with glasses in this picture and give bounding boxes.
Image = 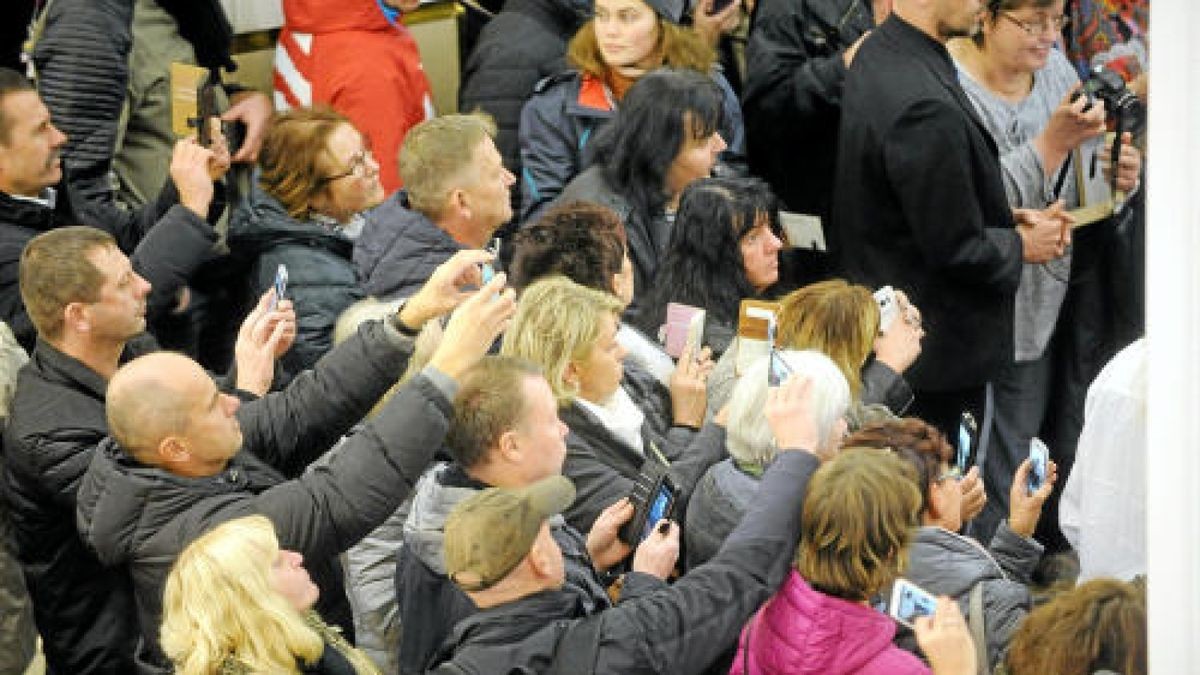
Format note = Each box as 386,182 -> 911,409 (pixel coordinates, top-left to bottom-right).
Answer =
947,0 -> 1142,546
229,107 -> 382,385
844,417 -> 1057,670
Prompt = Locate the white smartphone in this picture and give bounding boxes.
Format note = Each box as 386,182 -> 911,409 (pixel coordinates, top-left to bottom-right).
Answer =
874,285 -> 899,333
270,264 -> 288,311
888,578 -> 938,629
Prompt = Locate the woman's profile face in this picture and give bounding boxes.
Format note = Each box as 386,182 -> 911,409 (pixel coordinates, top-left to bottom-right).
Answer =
570,312 -> 627,405
270,549 -> 320,612
664,130 -> 725,203
310,123 -> 385,224
593,0 -> 661,72
739,212 -> 783,293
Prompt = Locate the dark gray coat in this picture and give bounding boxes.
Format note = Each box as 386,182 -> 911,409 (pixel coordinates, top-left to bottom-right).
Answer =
353,191 -> 465,302
74,321 -> 441,673
558,360 -> 727,535
428,451 -> 821,674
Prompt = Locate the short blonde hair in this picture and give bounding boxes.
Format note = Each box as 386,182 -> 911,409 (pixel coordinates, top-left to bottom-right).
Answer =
776,279 -> 878,397
725,350 -> 850,467
795,448 -> 921,601
501,276 -> 623,406
399,113 -> 497,218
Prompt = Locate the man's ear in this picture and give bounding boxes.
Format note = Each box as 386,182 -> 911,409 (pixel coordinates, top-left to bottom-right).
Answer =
497,428 -> 521,463
156,435 -> 190,466
62,302 -> 91,336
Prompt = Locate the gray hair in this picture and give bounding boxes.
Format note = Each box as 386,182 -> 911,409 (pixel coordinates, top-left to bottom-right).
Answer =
725,349 -> 851,466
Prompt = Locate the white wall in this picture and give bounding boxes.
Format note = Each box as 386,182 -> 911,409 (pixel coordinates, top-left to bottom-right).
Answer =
219,0 -> 284,33
1146,1 -> 1200,672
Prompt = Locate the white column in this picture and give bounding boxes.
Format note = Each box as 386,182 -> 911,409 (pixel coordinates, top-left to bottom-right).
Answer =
1146,1 -> 1200,672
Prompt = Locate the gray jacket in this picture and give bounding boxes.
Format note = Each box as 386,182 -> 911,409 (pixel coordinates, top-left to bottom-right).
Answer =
683,458 -> 758,571
898,523 -> 1042,669
75,321 -> 447,673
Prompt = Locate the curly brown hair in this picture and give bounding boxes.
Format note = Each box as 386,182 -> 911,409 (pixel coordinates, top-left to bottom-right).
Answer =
843,418 -> 953,514
509,201 -> 628,295
1005,578 -> 1146,675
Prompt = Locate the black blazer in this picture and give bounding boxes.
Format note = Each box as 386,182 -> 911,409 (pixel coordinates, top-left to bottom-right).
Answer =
831,13 -> 1023,391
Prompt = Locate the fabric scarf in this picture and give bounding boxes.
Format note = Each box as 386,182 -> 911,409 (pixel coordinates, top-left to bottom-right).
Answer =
576,387 -> 646,454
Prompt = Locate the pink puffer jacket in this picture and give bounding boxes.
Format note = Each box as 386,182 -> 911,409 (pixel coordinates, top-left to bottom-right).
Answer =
730,571 -> 930,675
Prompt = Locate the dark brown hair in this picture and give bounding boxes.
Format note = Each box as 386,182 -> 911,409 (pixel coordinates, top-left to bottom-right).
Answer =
0,68 -> 34,145
510,201 -> 628,294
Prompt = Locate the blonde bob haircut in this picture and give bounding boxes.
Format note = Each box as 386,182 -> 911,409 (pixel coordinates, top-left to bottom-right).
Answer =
776,279 -> 879,398
258,106 -> 354,220
160,515 -> 379,675
725,350 -> 850,468
567,16 -> 715,81
795,447 -> 921,602
398,113 -> 498,219
501,276 -> 623,406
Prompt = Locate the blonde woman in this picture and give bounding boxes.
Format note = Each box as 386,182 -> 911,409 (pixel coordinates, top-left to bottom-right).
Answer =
501,276 -> 720,535
161,515 -> 380,675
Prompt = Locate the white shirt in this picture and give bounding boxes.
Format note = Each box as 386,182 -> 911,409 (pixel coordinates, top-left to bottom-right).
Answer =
576,386 -> 646,455
1059,338 -> 1146,583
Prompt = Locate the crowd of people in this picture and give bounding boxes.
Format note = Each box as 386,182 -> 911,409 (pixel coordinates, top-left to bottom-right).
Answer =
0,0 -> 1149,673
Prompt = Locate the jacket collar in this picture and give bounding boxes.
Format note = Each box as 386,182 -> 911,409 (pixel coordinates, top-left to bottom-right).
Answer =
880,13 -> 996,151
0,179 -> 78,233
30,339 -> 109,400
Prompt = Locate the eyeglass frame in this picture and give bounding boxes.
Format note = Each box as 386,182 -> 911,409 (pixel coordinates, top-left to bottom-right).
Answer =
319,148 -> 375,184
998,11 -> 1070,37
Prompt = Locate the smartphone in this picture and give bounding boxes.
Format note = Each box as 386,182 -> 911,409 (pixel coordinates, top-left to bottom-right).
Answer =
480,238 -> 500,286
1028,438 -> 1049,493
874,286 -> 899,333
888,578 -> 938,629
766,317 -> 792,387
270,264 -> 288,311
640,484 -> 676,540
956,412 -> 976,475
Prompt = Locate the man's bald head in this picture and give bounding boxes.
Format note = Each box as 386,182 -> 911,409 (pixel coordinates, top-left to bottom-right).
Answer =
106,352 -> 206,463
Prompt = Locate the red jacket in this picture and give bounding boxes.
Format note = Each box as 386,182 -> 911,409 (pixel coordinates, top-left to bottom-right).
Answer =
275,0 -> 434,193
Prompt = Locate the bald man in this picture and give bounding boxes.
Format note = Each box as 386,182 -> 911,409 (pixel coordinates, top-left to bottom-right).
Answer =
75,250 -> 513,674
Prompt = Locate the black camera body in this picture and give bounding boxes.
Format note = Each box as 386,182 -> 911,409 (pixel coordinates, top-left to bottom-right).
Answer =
1075,65 -> 1145,135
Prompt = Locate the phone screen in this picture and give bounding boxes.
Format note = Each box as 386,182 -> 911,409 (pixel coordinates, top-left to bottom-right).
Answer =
956,412 -> 974,474
641,485 -> 673,540
893,581 -> 937,626
271,264 -> 289,311
1028,439 -> 1049,493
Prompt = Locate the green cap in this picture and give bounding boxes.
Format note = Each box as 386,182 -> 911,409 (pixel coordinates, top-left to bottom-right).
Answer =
444,475 -> 576,591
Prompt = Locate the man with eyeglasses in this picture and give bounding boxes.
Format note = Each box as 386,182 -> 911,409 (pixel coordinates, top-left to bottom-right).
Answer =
355,113 -> 517,302
831,0 -> 1071,446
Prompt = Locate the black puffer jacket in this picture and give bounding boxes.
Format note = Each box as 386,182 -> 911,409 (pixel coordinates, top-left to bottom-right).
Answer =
2,338 -> 157,674
458,0 -> 588,216
0,178 -> 219,351
229,183 -> 363,384
353,191 -> 464,301
75,322 -> 443,673
743,0 -> 874,220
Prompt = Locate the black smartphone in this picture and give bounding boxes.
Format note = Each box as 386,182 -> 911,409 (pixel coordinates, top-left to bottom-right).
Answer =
620,471 -> 679,544
707,0 -> 738,14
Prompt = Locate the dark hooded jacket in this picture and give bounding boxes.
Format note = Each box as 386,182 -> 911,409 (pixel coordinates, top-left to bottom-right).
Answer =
74,321 -> 440,673
0,178 -> 218,352
353,191 -> 465,301
228,183 -> 363,383
458,0 -> 588,216
427,450 -> 821,674
393,462 -> 621,674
